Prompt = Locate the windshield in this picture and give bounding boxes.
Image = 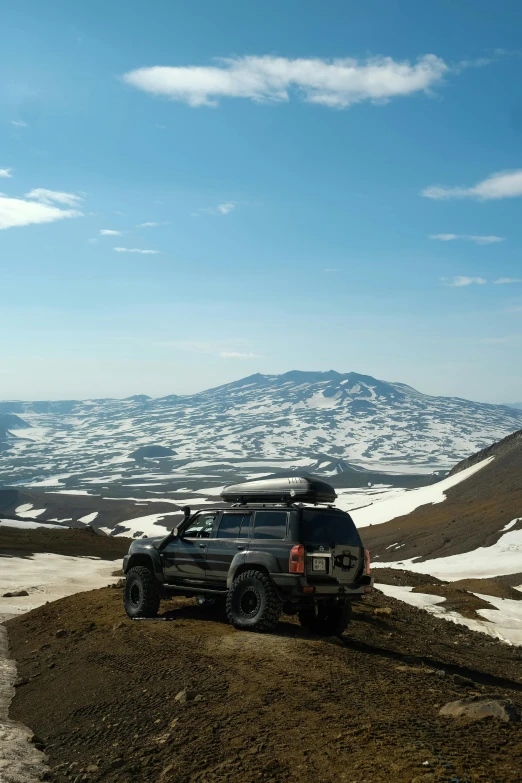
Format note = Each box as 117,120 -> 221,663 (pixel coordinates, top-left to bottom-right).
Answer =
301,509 -> 362,547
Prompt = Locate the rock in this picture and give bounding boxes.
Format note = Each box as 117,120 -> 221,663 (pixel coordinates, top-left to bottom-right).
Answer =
110,579 -> 125,589
453,674 -> 475,687
374,607 -> 393,616
112,621 -> 125,631
55,629 -> 66,638
439,696 -> 520,723
174,689 -> 201,704
2,590 -> 29,597
85,765 -> 99,773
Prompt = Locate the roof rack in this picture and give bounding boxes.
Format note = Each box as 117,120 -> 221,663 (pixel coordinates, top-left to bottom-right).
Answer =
221,477 -> 337,506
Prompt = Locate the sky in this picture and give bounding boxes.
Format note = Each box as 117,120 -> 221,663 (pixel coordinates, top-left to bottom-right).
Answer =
1,0 -> 522,403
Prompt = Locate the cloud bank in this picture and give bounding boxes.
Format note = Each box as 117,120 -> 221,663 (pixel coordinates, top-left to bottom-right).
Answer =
423,169 -> 522,201
123,54 -> 448,108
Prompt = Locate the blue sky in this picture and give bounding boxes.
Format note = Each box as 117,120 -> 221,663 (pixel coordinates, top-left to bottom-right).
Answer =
1,0 -> 521,402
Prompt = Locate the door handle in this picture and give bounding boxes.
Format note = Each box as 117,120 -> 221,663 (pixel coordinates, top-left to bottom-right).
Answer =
199,543 -> 207,549
237,545 -> 245,550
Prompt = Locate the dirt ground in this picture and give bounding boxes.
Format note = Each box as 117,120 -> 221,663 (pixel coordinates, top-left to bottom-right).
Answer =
7,583 -> 522,783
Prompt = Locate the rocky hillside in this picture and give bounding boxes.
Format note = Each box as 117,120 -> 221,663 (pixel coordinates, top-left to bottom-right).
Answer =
361,428 -> 522,566
1,371 -> 521,494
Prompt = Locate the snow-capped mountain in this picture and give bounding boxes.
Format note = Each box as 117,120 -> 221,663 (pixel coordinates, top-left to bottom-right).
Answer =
1,371 -> 521,493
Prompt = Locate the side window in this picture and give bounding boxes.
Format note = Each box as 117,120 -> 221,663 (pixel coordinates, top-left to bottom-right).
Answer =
252,511 -> 288,540
183,513 -> 217,539
217,513 -> 251,539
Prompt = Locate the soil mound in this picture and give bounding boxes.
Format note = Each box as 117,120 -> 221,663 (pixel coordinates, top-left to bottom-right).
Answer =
6,586 -> 522,783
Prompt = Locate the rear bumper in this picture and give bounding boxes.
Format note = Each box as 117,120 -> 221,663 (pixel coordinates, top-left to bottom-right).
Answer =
271,573 -> 373,598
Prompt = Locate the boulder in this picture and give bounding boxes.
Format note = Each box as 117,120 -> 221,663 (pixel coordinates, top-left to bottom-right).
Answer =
439,696 -> 520,723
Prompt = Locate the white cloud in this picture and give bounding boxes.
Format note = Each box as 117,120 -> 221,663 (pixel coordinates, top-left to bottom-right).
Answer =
0,168 -> 13,178
494,278 -> 522,284
138,221 -> 170,227
429,233 -> 505,245
324,268 -> 340,272
0,195 -> 82,230
192,202 -> 237,217
217,202 -> 236,214
113,247 -> 160,254
441,276 -> 487,287
11,120 -> 28,128
123,53 -> 448,109
219,351 -> 264,359
25,188 -> 83,207
422,169 -> 522,201
99,229 -> 122,236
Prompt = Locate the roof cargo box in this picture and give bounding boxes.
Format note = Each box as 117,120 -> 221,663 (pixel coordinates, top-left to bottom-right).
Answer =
221,476 -> 337,505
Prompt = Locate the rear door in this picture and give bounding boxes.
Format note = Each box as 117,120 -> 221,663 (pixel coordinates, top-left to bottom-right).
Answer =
250,510 -> 290,573
162,511 -> 218,584
205,511 -> 251,586
300,509 -> 363,584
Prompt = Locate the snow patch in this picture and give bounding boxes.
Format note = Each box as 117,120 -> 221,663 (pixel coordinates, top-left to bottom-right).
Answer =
350,457 -> 494,528
373,525 -> 522,580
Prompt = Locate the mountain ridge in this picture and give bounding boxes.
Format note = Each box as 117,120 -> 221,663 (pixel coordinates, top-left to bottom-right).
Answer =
0,370 -> 521,494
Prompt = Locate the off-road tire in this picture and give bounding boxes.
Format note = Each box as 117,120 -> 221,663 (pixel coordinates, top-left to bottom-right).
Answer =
226,570 -> 282,632
298,601 -> 352,636
124,566 -> 160,619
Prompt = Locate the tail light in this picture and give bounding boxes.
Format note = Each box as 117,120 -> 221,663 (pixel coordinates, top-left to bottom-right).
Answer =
289,544 -> 305,574
364,549 -> 371,576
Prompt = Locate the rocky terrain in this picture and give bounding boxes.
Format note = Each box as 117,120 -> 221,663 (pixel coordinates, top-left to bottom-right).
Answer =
6,577 -> 522,783
1,371 -> 521,497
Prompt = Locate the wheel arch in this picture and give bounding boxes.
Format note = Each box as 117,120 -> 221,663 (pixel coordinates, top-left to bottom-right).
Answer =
125,552 -> 163,582
227,553 -> 279,589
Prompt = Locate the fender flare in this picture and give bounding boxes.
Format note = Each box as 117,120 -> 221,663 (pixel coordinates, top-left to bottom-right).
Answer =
227,550 -> 281,589
125,547 -> 164,583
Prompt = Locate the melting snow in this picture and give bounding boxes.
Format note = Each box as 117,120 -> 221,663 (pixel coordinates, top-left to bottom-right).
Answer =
78,512 -> 99,524
373,525 -> 522,580
376,583 -> 522,646
350,457 -> 494,528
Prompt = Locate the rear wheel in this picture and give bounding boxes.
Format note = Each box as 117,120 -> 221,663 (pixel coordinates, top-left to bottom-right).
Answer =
226,570 -> 282,632
124,566 -> 160,618
298,601 -> 352,636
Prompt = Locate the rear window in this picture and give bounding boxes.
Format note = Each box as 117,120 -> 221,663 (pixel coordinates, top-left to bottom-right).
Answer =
252,510 -> 288,540
301,510 -> 362,546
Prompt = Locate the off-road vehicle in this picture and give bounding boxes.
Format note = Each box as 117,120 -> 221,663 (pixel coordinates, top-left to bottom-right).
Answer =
122,477 -> 373,635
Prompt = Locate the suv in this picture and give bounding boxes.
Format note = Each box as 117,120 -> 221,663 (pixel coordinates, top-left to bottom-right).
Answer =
122,477 -> 373,636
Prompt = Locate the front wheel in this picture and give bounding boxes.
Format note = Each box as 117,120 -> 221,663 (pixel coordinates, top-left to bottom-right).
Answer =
226,570 -> 282,632
124,566 -> 160,618
298,601 -> 352,636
